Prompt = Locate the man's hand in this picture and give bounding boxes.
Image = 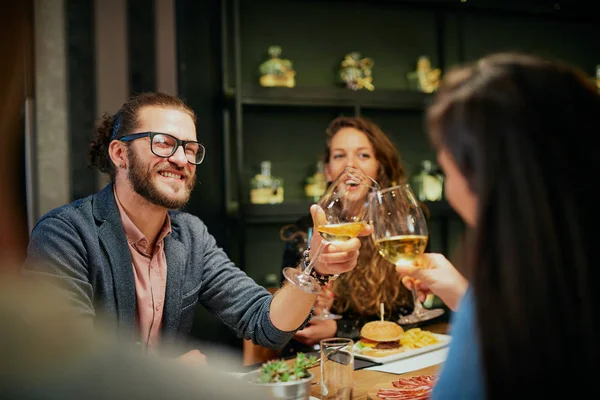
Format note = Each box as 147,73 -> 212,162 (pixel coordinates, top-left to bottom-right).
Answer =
309,205 -> 371,276
269,205 -> 370,332
177,349 -> 207,367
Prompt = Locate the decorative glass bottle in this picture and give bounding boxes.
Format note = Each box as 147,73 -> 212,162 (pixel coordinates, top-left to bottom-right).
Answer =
250,160 -> 284,204
304,160 -> 327,202
412,160 -> 444,202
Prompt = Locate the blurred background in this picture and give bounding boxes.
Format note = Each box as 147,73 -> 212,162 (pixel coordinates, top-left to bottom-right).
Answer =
9,0 -> 600,361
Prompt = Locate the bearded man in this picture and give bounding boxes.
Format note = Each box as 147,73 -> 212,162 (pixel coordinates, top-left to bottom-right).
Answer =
24,92 -> 365,364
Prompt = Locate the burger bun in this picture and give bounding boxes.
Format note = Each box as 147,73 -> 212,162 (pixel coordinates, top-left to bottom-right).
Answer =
360,320 -> 404,342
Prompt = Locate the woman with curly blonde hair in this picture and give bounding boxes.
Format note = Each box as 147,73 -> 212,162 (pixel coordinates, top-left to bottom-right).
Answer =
280,115 -> 418,354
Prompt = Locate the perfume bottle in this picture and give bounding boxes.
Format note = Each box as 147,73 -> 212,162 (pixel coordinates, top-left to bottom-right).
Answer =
250,160 -> 284,204
304,160 -> 327,202
413,160 -> 444,202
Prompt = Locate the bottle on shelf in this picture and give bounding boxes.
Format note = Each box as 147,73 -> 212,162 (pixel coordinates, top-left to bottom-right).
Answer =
304,160 -> 327,202
249,160 -> 284,204
412,160 -> 444,202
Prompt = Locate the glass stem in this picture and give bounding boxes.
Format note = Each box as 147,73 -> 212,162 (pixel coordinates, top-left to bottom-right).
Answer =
302,242 -> 324,276
411,286 -> 425,315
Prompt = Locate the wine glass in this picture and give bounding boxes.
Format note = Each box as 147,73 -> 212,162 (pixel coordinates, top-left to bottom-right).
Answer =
302,227 -> 342,321
369,183 -> 444,325
283,166 -> 380,294
311,282 -> 342,321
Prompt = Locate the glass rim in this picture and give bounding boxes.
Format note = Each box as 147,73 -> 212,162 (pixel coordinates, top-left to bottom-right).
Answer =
341,166 -> 380,189
319,337 -> 354,345
376,183 -> 412,195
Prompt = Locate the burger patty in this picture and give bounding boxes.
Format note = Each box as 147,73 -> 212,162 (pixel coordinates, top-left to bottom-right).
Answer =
375,341 -> 401,349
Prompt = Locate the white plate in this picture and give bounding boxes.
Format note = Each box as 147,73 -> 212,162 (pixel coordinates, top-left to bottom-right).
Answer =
352,333 -> 451,364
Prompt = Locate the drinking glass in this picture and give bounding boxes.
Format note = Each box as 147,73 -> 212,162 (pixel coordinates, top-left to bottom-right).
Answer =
369,184 -> 444,325
311,281 -> 342,321
320,338 -> 354,400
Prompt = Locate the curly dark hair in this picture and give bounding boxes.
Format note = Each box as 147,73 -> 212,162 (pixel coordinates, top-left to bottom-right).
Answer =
89,92 -> 197,181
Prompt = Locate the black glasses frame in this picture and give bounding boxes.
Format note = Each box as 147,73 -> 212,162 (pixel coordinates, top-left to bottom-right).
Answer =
118,131 -> 205,165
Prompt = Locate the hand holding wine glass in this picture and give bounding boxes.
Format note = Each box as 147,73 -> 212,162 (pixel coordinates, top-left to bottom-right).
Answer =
369,184 -> 444,325
395,253 -> 469,312
283,166 -> 379,294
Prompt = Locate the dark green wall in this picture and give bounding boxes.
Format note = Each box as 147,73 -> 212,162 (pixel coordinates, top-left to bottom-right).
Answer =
66,0 -> 96,201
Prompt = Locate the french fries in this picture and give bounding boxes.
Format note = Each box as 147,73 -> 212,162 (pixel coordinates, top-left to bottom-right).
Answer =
400,328 -> 439,349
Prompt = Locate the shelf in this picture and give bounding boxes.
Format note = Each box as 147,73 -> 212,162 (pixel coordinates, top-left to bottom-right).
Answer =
242,201 -> 314,224
224,86 -> 432,110
242,200 -> 458,225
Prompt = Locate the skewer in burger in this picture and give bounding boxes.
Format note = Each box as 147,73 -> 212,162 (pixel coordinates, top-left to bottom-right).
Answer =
356,320 -> 405,357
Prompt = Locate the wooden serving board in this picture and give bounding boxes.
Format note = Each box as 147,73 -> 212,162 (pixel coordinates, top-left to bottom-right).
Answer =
366,365 -> 440,400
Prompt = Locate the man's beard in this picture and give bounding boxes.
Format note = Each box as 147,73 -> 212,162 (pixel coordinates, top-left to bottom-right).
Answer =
127,148 -> 196,209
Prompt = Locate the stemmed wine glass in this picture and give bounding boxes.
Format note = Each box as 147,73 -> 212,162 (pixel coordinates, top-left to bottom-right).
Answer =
283,166 -> 380,294
311,282 -> 342,321
304,227 -> 342,320
369,184 -> 444,325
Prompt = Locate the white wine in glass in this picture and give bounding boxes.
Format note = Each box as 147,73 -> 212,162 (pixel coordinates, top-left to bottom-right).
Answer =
375,235 -> 429,268
370,184 -> 444,325
317,222 -> 367,243
282,166 -> 379,294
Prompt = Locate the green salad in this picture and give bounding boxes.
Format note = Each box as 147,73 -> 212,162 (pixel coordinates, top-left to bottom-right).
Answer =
256,353 -> 318,383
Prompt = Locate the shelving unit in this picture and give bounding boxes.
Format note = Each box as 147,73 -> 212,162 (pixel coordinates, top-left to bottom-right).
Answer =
218,0 -> 464,275
224,86 -> 432,111
243,200 -> 456,225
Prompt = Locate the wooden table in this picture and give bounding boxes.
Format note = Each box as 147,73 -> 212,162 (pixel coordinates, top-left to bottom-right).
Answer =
308,321 -> 449,399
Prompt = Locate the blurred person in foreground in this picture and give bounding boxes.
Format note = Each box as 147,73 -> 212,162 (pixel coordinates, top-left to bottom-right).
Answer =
395,52 -> 600,399
23,91 -> 367,364
0,3 -> 265,399
279,116 -> 414,355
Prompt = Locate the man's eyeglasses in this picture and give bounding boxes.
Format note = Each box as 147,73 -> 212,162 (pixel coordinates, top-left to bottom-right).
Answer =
118,132 -> 205,165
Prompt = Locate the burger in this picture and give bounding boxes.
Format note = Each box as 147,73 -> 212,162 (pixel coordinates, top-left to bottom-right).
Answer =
356,320 -> 405,357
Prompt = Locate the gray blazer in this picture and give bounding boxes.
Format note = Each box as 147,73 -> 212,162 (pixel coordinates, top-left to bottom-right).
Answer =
25,184 -> 296,350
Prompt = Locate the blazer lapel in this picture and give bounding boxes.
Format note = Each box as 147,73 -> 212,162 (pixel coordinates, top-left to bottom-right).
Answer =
162,234 -> 185,336
94,184 -> 136,337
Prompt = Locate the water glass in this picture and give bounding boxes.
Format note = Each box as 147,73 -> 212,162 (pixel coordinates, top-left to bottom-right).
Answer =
320,338 -> 354,400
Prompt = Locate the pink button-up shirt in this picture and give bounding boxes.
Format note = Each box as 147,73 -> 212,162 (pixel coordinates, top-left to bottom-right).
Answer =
114,189 -> 171,350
